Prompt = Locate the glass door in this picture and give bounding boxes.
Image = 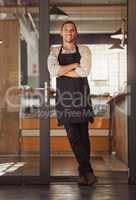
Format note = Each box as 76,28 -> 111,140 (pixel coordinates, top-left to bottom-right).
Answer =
0,0 -> 50,184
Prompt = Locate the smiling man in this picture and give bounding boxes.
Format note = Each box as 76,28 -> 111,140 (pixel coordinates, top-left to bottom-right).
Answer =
48,21 -> 97,186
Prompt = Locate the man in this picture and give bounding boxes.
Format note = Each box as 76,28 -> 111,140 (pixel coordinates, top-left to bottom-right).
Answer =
48,21 -> 97,186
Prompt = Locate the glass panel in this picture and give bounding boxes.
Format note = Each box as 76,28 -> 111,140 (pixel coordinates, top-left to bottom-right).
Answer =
0,0 -> 40,177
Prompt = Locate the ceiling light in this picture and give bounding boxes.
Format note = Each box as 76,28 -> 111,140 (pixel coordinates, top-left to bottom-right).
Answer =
50,5 -> 68,20
110,28 -> 122,40
0,40 -> 3,44
109,40 -> 124,51
110,28 -> 127,40
110,17 -> 127,44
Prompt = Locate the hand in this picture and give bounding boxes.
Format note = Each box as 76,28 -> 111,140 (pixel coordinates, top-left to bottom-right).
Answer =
58,63 -> 80,77
70,63 -> 80,69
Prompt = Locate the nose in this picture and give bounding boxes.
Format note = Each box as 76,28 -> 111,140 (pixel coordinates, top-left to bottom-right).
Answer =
67,29 -> 73,34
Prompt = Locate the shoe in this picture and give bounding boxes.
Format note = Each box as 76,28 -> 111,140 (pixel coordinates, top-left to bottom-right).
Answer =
78,175 -> 88,186
86,172 -> 98,186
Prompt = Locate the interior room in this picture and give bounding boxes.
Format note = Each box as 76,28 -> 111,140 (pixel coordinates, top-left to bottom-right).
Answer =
0,0 -> 128,183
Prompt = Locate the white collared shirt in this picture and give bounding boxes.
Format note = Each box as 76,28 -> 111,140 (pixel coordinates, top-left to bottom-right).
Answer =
47,44 -> 92,78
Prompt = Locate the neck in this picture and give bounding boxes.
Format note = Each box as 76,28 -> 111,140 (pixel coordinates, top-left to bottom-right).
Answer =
63,42 -> 76,51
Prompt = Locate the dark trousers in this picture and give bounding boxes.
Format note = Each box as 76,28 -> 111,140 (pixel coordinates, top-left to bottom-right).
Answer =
64,122 -> 94,176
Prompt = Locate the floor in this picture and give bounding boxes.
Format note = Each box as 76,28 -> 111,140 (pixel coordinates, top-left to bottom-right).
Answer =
51,153 -> 128,176
0,184 -> 136,200
0,154 -> 128,184
0,154 -> 135,200
0,153 -> 128,176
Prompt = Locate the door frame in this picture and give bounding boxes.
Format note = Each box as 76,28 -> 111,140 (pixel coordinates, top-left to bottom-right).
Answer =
39,0 -> 50,184
127,0 -> 136,185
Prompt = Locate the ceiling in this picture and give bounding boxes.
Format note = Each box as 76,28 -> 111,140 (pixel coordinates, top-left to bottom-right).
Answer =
0,0 -> 127,34
0,0 -> 38,6
1,0 -> 126,6
50,0 -> 126,5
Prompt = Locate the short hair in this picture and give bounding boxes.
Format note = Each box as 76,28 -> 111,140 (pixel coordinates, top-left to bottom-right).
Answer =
60,21 -> 77,32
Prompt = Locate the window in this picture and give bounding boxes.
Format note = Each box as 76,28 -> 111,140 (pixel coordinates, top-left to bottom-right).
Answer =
88,44 -> 127,95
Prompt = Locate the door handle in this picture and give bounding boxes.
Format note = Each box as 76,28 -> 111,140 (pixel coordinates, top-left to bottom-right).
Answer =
35,81 -> 48,103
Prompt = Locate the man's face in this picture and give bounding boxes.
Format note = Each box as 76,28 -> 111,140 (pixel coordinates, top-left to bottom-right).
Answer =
60,23 -> 77,43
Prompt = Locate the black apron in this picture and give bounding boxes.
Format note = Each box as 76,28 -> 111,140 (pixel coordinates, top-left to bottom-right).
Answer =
55,45 -> 94,126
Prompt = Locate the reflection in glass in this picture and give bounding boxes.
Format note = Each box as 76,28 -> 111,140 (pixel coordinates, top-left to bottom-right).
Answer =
0,0 -> 40,176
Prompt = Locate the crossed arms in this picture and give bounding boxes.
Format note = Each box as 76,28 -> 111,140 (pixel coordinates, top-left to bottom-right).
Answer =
47,45 -> 91,78
57,63 -> 80,77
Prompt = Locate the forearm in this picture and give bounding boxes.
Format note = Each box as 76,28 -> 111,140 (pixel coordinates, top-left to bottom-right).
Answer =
57,63 -> 80,76
63,70 -> 80,78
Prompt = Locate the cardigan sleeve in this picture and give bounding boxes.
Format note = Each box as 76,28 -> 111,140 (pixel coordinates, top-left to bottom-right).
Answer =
75,45 -> 92,77
47,46 -> 61,78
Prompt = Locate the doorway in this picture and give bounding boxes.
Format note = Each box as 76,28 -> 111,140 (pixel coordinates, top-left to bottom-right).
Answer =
49,0 -> 128,184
